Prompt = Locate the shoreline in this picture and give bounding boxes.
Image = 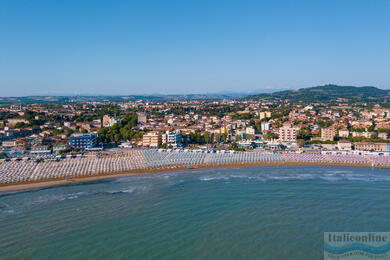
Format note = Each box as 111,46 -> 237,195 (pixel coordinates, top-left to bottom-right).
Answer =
0,161 -> 387,193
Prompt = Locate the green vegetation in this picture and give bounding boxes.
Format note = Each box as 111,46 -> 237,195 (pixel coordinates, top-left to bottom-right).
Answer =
184,130 -> 212,145
98,113 -> 142,143
297,126 -> 312,141
52,128 -> 64,136
248,84 -> 389,103
310,140 -> 337,144
263,132 -> 278,140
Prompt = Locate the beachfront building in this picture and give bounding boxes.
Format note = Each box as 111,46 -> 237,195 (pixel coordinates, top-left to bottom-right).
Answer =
354,142 -> 389,152
142,132 -> 162,148
1,140 -> 16,148
322,143 -> 337,150
337,140 -> 352,151
162,130 -> 182,148
278,126 -> 297,142
70,133 -> 97,149
321,127 -> 336,141
30,145 -> 51,155
53,145 -> 68,154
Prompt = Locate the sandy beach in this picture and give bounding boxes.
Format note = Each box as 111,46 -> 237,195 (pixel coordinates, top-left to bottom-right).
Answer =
0,160 -> 384,193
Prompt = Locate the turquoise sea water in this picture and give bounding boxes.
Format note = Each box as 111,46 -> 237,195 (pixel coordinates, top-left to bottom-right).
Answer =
1,165 -> 390,259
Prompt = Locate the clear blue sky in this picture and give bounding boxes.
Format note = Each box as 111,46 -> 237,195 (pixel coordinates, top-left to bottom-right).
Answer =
1,0 -> 389,96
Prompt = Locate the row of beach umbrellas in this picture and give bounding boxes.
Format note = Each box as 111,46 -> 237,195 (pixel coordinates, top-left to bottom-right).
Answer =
1,150 -> 390,184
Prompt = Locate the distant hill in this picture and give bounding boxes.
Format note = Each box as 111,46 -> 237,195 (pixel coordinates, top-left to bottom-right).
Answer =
247,84 -> 390,103
1,85 -> 388,104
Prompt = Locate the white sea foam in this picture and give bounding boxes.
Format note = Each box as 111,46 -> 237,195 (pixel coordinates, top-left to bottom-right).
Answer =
106,185 -> 151,195
197,171 -> 390,183
199,176 -> 230,181
31,191 -> 92,204
326,170 -> 354,174
106,187 -> 138,194
0,185 -> 152,216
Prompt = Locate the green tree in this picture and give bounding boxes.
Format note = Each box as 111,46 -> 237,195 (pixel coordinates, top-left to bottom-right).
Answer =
204,133 -> 211,144
15,122 -> 28,128
66,128 -> 75,135
297,139 -> 305,148
297,126 -> 312,141
264,132 -> 278,141
53,128 -> 64,136
222,133 -> 228,142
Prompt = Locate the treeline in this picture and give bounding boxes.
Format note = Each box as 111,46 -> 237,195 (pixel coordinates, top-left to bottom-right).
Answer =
98,113 -> 143,143
185,130 -> 213,144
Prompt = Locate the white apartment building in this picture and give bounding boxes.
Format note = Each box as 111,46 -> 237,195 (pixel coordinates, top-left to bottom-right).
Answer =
261,122 -> 271,132
278,126 -> 297,142
162,130 -> 182,148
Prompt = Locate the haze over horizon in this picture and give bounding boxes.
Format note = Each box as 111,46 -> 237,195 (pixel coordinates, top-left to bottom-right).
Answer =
1,84 -> 389,98
1,0 -> 389,96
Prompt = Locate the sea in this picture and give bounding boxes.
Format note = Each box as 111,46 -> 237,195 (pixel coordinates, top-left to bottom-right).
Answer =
1,165 -> 390,259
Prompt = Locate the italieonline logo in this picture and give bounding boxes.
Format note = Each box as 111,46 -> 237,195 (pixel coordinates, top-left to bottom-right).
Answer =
324,232 -> 390,260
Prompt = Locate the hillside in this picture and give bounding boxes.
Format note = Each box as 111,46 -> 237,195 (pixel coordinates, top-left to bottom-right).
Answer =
247,84 -> 390,103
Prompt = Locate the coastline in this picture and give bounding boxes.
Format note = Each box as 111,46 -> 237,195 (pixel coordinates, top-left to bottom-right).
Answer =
0,161 -> 386,193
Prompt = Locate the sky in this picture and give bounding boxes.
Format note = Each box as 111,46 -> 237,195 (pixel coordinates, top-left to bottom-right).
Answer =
0,0 -> 389,96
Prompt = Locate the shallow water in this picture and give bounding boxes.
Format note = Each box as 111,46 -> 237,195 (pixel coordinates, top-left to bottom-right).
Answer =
1,165 -> 390,259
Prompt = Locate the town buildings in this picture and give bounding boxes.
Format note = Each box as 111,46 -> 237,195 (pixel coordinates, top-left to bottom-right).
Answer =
70,133 -> 97,149
278,126 -> 297,142
259,111 -> 272,120
338,128 -> 349,138
246,126 -> 255,135
142,132 -> 162,148
261,122 -> 271,132
337,140 -> 352,151
162,130 -> 182,148
321,127 -> 337,141
137,113 -> 148,124
2,92 -> 390,156
354,142 -> 389,152
102,115 -> 119,127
